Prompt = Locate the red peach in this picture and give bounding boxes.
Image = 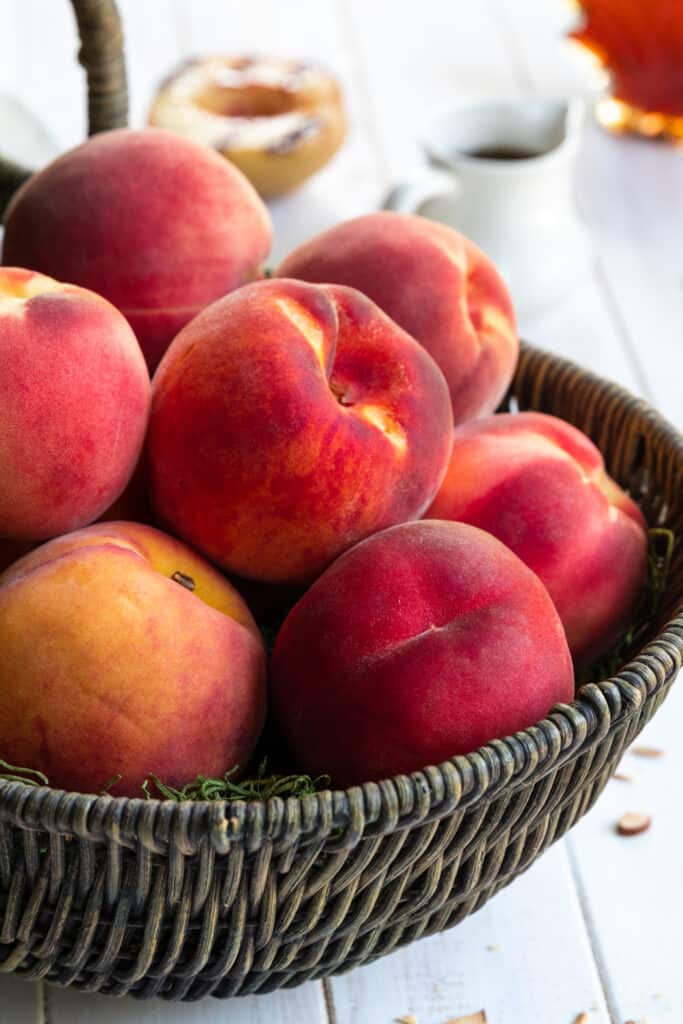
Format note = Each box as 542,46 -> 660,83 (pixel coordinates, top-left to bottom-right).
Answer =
2,129 -> 272,371
0,521 -> 266,796
148,278 -> 453,584
426,412 -> 648,664
0,268 -> 150,540
278,211 -> 518,424
270,520 -> 574,786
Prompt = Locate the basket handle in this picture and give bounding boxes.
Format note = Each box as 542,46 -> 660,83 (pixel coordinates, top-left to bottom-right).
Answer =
0,0 -> 128,217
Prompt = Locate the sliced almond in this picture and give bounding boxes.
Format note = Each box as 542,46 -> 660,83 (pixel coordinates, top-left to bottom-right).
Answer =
395,1016 -> 418,1024
617,812 -> 652,836
573,1014 -> 589,1024
445,1014 -> 487,1024
613,771 -> 635,782
631,745 -> 664,758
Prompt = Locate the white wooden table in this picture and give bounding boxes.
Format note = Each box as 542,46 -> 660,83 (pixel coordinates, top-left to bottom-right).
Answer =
1,2 -> 681,1022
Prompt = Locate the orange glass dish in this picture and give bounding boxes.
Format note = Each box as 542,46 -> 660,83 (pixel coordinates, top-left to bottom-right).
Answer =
571,0 -> 683,141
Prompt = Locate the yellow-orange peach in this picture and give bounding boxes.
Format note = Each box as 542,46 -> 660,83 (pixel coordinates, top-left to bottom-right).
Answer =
2,129 -> 272,371
0,268 -> 150,540
271,520 -> 574,785
278,212 -> 518,424
149,278 -> 454,584
0,522 -> 266,796
426,412 -> 648,664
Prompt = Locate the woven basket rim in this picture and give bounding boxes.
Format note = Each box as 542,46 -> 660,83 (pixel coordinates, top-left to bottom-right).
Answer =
1,341 -> 682,850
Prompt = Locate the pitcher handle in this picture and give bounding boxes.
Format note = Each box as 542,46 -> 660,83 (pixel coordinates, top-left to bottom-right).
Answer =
382,166 -> 457,214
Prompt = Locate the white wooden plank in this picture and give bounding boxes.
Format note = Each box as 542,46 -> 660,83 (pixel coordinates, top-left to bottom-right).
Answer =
575,118 -> 683,427
48,978 -> 327,1024
344,0 -> 517,176
0,0 -> 20,94
0,0 -> 59,172
330,842 -> 610,1024
566,680 -> 683,1024
182,0 -> 347,62
595,233 -> 683,429
0,975 -> 42,1024
12,0 -> 85,152
117,0 -> 183,132
520,274 -> 643,395
0,96 -> 59,170
491,0 -> 598,99
3,0 -> 182,164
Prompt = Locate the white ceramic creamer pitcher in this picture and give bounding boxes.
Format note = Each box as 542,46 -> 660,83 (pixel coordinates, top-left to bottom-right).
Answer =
384,97 -> 588,319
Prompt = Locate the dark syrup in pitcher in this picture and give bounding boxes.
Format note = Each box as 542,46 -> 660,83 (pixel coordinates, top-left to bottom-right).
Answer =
466,145 -> 544,160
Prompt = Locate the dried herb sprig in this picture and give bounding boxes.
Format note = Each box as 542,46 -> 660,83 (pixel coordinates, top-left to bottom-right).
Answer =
0,759 -> 48,787
0,757 -> 328,802
141,760 -> 329,802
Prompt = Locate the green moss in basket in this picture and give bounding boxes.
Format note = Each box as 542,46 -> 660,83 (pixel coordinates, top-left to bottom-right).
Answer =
580,526 -> 676,683
140,759 -> 330,802
0,756 -> 329,802
0,760 -> 49,788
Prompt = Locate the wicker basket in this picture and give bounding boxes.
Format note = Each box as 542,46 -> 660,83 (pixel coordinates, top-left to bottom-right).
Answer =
1,0 -> 683,1005
0,344 -> 680,1000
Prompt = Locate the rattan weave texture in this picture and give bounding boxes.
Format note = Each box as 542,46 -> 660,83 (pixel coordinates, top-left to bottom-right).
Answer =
1,343 -> 681,1001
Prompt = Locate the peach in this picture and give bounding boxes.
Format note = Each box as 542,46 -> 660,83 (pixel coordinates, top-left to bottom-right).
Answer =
278,211 -> 518,424
0,522 -> 266,796
2,129 -> 272,371
0,268 -> 150,541
426,412 -> 648,664
270,520 -> 574,786
148,278 -> 453,584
